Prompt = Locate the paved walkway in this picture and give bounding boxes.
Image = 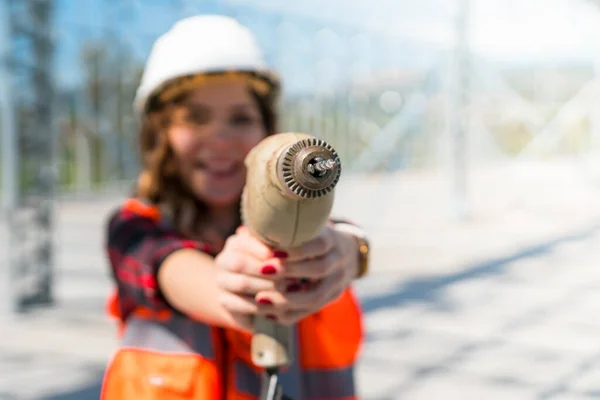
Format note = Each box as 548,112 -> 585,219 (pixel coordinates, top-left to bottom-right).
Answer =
2,160 -> 600,399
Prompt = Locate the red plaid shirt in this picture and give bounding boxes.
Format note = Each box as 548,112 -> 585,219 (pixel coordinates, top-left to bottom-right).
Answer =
105,205 -> 214,321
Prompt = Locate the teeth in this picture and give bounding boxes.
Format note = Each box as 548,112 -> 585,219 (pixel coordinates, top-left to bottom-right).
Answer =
207,165 -> 235,173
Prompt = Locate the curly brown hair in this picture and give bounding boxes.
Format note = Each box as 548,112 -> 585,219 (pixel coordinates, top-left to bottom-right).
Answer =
133,73 -> 279,242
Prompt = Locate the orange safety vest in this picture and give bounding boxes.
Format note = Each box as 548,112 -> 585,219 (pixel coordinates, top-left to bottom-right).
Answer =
100,199 -> 364,400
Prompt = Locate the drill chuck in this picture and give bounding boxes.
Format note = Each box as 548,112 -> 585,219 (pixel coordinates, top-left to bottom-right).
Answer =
276,137 -> 342,199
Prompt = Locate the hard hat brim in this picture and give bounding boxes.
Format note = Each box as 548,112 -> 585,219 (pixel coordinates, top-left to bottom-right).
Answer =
136,68 -> 280,116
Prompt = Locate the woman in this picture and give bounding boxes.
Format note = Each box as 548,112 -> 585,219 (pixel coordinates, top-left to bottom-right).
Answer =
101,14 -> 370,400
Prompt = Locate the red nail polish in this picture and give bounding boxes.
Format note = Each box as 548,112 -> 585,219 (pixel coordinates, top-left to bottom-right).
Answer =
258,298 -> 272,305
266,314 -> 277,321
273,250 -> 288,259
261,265 -> 277,275
287,284 -> 301,293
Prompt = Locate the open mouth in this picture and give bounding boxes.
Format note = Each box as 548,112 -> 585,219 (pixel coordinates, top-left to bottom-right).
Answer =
194,160 -> 240,179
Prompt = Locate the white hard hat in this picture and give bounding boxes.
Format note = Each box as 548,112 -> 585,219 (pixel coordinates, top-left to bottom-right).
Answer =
134,14 -> 280,116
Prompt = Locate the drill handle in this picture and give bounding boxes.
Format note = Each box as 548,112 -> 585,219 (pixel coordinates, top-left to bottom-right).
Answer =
252,315 -> 293,367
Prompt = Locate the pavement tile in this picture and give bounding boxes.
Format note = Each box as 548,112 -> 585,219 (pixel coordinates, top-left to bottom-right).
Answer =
399,372 -> 538,400
2,164 -> 600,399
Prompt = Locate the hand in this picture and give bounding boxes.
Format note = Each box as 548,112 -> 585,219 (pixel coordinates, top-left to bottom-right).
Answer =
253,225 -> 360,325
214,226 -> 289,331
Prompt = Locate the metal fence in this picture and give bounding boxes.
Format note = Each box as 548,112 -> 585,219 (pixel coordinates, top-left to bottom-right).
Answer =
6,1 -> 600,191
3,0 -> 600,186
2,0 -> 600,311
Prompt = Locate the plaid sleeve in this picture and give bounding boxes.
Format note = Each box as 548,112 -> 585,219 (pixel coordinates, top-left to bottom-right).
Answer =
105,207 -> 211,321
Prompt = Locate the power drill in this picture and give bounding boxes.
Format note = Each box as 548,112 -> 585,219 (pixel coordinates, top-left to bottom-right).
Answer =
241,132 -> 342,400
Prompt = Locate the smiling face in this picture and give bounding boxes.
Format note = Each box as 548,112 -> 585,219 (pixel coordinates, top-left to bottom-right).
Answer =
166,80 -> 268,209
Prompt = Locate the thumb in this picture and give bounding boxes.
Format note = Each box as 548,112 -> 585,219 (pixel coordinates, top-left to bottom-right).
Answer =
236,225 -> 249,235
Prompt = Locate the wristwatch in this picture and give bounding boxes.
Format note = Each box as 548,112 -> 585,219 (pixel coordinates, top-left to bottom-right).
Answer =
332,222 -> 370,279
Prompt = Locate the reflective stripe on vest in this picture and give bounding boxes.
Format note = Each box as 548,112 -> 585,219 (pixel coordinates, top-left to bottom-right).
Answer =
234,360 -> 261,397
123,315 -> 214,359
303,366 -> 355,399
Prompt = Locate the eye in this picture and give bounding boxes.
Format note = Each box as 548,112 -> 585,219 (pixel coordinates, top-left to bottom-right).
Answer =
230,113 -> 258,127
185,107 -> 210,125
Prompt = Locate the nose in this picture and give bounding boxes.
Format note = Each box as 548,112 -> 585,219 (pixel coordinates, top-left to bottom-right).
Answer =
202,120 -> 236,149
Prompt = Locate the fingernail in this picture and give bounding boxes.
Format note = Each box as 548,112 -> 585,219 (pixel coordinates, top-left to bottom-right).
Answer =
258,298 -> 272,305
273,250 -> 288,259
261,265 -> 277,275
287,283 -> 301,293
266,314 -> 277,321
